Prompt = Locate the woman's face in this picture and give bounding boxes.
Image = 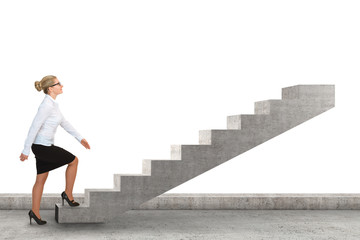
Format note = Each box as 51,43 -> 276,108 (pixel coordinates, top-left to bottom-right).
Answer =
49,78 -> 63,95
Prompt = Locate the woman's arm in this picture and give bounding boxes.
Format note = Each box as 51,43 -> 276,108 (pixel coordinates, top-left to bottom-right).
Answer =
60,118 -> 83,142
20,104 -> 52,158
60,118 -> 90,149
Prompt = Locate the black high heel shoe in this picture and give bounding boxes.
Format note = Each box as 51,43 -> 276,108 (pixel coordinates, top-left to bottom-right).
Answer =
61,191 -> 80,207
28,210 -> 47,225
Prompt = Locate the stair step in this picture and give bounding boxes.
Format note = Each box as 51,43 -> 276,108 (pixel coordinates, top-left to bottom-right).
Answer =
142,159 -> 182,176
282,85 -> 335,100
170,142 -> 249,173
114,171 -> 183,200
227,104 -> 330,130
113,174 -> 152,193
197,129 -> 283,162
171,144 -> 216,161
84,188 -> 120,206
113,174 -> 150,190
55,205 -> 104,223
143,159 -> 190,188
254,99 -> 334,115
227,114 -> 271,130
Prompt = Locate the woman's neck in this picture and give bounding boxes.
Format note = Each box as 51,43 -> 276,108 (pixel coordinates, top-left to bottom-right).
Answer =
49,93 -> 57,100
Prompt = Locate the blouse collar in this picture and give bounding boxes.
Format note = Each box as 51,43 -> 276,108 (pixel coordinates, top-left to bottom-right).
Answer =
45,94 -> 57,104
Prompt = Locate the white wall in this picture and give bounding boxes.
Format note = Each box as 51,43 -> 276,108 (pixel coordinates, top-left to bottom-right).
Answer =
0,0 -> 359,194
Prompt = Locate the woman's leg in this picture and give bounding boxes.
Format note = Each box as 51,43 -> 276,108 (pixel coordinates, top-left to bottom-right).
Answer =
65,156 -> 78,200
32,172 -> 49,218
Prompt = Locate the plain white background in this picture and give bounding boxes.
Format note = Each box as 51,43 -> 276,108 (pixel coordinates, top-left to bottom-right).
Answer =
0,0 -> 359,194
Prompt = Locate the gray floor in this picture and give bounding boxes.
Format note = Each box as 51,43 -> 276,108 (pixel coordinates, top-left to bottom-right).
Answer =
1,210 -> 360,239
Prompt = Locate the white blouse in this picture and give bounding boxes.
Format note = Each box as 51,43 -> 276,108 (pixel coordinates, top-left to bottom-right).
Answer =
22,94 -> 83,156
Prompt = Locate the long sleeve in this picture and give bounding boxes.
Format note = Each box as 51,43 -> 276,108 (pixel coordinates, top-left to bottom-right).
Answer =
60,117 -> 83,143
22,104 -> 52,156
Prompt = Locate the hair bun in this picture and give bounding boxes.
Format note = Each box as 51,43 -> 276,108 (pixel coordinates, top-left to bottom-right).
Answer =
34,81 -> 42,92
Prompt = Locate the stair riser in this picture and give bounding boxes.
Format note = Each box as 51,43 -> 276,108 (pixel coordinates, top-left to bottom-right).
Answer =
142,160 -> 152,175
114,175 -> 121,190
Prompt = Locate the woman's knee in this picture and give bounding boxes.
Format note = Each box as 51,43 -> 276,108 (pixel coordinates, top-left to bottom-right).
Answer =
70,156 -> 78,166
35,172 -> 48,185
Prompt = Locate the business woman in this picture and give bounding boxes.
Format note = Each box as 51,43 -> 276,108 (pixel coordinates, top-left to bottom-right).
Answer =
19,75 -> 90,225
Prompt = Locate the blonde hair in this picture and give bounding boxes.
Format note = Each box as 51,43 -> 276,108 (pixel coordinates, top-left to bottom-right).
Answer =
34,75 -> 57,94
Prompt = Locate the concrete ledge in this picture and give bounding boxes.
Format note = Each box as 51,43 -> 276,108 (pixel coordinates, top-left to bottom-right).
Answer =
1,193 -> 360,210
0,194 -> 85,210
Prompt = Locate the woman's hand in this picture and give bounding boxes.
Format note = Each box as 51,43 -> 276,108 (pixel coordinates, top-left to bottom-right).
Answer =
20,153 -> 28,161
81,139 -> 91,149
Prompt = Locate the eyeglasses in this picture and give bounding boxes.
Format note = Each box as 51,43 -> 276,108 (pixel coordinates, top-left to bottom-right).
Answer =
50,82 -> 62,87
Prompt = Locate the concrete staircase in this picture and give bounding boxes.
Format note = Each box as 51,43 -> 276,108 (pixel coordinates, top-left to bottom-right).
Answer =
55,85 -> 335,223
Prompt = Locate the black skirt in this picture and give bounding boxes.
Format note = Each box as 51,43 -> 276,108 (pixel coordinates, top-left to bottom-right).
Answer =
31,144 -> 76,175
